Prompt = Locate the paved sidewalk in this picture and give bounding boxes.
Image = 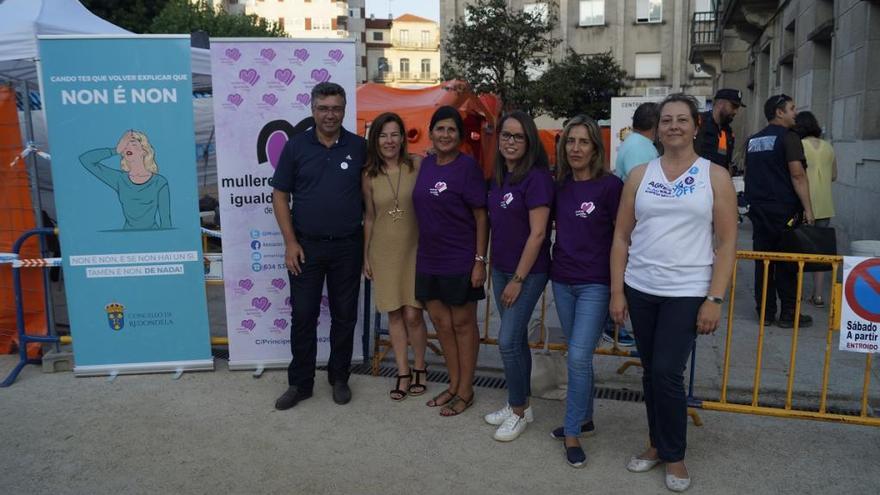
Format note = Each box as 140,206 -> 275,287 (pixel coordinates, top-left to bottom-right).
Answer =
1,355 -> 879,495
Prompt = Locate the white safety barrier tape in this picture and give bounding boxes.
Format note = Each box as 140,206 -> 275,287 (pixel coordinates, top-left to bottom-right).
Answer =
201,227 -> 222,238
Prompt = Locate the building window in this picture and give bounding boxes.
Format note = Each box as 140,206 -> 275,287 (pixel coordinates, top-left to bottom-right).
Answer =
636,0 -> 662,23
635,53 -> 662,79
400,58 -> 410,78
378,57 -> 389,73
421,30 -> 431,45
524,3 -> 549,22
421,59 -> 431,78
579,0 -> 604,26
373,31 -> 383,41
400,30 -> 409,43
278,17 -> 285,31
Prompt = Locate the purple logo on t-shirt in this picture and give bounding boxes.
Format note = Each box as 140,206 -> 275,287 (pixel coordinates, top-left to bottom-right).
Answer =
684,176 -> 695,185
575,201 -> 596,218
430,181 -> 448,196
500,192 -> 514,208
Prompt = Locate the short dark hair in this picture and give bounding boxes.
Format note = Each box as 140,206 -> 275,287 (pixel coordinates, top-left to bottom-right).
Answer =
793,111 -> 822,138
632,102 -> 660,132
493,110 -> 548,186
429,105 -> 464,137
763,94 -> 792,122
311,82 -> 346,104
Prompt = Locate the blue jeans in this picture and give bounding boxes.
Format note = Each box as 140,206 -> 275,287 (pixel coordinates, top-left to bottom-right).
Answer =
492,269 -> 549,408
552,281 -> 610,437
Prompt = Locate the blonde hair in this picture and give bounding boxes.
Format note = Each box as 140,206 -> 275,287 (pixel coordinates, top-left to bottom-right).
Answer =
117,130 -> 159,173
555,115 -> 606,182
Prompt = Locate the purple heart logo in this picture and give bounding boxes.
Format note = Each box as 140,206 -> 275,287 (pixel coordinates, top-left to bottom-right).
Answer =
225,48 -> 241,61
295,93 -> 311,106
239,68 -> 260,86
273,318 -> 289,330
310,68 -> 331,83
241,319 -> 255,331
271,278 -> 286,290
328,49 -> 344,62
227,93 -> 243,106
260,48 -> 276,61
294,48 -> 310,61
238,278 -> 254,290
262,93 -> 278,106
266,131 -> 288,170
274,68 -> 295,86
284,296 -> 291,307
251,296 -> 271,312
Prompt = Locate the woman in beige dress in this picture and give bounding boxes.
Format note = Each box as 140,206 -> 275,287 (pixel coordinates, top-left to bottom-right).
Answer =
362,112 -> 429,401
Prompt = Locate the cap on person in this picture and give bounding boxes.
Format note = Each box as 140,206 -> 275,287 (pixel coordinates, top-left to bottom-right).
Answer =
714,88 -> 746,107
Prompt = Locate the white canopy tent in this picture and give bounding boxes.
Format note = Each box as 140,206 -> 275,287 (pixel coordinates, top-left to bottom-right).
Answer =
0,0 -> 218,221
0,0 -> 212,84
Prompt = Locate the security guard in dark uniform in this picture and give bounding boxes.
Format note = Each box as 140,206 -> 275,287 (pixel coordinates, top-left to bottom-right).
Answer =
696,88 -> 744,172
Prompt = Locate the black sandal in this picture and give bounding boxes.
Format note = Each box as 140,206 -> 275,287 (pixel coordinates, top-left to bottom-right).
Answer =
409,368 -> 428,396
426,389 -> 455,407
390,374 -> 411,402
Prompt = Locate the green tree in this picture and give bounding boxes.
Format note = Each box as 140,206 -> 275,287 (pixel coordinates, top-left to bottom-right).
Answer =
537,49 -> 627,121
81,0 -> 171,34
441,0 -> 560,112
150,0 -> 286,38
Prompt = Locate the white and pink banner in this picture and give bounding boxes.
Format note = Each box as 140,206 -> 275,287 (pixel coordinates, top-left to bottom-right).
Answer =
210,38 -> 362,370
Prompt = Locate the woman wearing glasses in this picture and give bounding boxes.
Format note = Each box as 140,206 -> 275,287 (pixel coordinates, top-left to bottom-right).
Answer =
610,94 -> 737,492
482,111 -> 553,441
362,112 -> 429,402
549,115 -> 623,467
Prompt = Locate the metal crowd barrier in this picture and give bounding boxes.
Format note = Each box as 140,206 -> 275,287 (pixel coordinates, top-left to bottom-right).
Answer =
369,251 -> 878,427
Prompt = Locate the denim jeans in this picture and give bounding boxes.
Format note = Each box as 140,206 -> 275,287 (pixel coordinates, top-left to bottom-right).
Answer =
552,281 -> 610,437
492,269 -> 549,408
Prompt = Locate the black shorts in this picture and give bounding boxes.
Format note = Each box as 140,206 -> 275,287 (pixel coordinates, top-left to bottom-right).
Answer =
415,272 -> 485,306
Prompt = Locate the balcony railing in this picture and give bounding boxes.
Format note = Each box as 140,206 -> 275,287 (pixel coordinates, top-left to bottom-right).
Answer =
692,11 -> 720,47
372,71 -> 440,83
391,39 -> 440,50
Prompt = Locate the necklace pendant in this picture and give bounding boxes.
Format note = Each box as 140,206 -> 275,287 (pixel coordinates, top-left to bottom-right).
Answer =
388,206 -> 404,222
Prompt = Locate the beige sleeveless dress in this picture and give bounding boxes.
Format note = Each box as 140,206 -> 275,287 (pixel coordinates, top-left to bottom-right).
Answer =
368,164 -> 421,312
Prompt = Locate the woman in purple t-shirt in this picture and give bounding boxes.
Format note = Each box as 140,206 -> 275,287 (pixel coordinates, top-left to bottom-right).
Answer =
550,115 -> 624,468
482,111 -> 554,441
412,106 -> 489,416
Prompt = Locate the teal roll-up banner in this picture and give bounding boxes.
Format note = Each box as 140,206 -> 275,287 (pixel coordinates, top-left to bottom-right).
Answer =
38,35 -> 213,375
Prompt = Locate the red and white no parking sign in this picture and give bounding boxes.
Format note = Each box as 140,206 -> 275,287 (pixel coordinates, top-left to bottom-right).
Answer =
839,257 -> 880,353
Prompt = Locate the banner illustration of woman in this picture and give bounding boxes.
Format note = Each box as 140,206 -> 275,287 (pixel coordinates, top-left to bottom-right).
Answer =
79,130 -> 172,230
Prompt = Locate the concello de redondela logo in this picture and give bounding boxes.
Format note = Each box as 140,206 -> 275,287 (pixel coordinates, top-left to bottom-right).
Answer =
105,302 -> 125,331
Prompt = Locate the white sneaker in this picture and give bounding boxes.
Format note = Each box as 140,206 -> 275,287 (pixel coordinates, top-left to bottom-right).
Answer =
484,404 -> 534,425
493,413 -> 528,442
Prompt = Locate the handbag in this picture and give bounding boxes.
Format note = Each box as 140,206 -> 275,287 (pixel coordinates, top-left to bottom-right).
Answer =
530,320 -> 568,401
777,224 -> 837,272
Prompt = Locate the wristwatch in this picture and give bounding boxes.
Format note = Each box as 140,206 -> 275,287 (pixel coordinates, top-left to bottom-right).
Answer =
511,273 -> 525,283
474,254 -> 488,264
706,295 -> 724,305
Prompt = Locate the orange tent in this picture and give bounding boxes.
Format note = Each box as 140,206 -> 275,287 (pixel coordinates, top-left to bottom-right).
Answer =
356,81 -> 498,178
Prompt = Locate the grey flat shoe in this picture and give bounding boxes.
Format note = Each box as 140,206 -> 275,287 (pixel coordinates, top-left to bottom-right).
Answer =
626,455 -> 662,473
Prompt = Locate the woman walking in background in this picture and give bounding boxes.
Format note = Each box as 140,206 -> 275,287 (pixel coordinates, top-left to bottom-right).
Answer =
794,111 -> 837,307
362,112 -> 429,401
482,111 -> 553,441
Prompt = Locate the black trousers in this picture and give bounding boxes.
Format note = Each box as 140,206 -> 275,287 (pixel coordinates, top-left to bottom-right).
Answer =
287,235 -> 362,391
747,203 -> 800,317
625,285 -> 701,463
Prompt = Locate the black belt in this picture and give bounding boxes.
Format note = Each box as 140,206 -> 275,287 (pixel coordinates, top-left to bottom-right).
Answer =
297,231 -> 361,242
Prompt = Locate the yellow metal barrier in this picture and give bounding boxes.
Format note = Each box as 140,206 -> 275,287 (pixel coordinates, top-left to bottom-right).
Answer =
703,250 -> 878,427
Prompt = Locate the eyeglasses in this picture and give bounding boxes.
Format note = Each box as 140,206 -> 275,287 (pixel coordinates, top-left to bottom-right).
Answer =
314,105 -> 345,114
499,131 -> 526,144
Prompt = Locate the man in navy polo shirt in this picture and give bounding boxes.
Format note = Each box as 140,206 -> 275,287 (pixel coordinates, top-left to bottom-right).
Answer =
271,82 -> 366,409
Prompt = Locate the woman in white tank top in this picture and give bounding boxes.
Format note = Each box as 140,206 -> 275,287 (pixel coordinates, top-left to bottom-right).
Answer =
609,94 -> 738,492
